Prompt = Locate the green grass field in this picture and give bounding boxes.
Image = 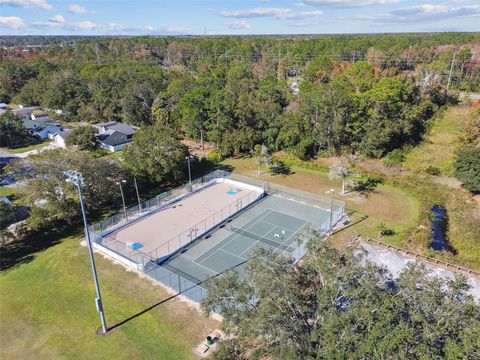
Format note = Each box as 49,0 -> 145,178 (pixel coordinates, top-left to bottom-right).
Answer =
0,234 -> 219,359
0,186 -> 17,197
403,105 -> 469,176
0,141 -> 51,154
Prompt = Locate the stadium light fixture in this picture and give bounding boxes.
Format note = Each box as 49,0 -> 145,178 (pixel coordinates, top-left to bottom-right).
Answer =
64,170 -> 108,334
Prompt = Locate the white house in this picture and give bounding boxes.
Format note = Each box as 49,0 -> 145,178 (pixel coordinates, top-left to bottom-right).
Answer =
23,116 -> 62,140
94,122 -> 137,152
51,129 -> 73,149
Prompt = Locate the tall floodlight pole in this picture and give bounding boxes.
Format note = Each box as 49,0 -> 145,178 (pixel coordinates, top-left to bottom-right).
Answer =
133,177 -> 141,211
186,152 -> 193,190
116,180 -> 127,221
325,188 -> 335,234
64,170 -> 107,333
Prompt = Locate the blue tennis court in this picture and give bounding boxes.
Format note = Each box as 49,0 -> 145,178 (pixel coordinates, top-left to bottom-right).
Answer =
193,209 -> 308,274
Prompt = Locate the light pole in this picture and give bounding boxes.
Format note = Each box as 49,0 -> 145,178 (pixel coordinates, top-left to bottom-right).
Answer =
325,188 -> 335,234
133,177 -> 141,212
116,179 -> 127,221
64,170 -> 107,333
185,153 -> 194,190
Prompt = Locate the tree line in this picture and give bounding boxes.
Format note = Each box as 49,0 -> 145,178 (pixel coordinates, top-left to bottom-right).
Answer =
2,34 -> 477,159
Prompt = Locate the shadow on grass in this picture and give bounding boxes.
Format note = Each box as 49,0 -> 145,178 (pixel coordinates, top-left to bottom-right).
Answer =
0,223 -> 83,271
353,178 -> 384,198
107,256 -> 246,333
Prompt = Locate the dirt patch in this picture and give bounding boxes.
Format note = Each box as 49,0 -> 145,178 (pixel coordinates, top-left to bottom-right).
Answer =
182,139 -> 215,157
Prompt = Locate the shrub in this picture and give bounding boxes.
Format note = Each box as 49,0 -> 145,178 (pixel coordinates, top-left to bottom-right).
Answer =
454,146 -> 480,193
424,165 -> 441,176
377,222 -> 396,236
383,148 -> 406,167
208,149 -> 224,164
269,159 -> 291,175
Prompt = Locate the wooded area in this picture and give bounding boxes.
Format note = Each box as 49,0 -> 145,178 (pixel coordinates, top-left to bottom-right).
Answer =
1,33 -> 478,159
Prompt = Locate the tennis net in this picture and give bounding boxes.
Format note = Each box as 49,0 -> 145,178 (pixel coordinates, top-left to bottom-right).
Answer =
228,225 -> 295,252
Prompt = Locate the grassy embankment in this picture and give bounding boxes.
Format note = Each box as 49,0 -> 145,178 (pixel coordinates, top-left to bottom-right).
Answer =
0,233 -> 219,360
402,104 -> 472,176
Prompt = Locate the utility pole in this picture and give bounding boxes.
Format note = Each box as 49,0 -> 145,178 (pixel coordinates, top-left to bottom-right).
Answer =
133,177 -> 141,212
447,51 -> 457,91
200,128 -> 204,150
64,170 -> 107,334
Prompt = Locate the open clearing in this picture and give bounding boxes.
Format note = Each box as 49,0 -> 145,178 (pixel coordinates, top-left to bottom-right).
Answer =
403,105 -> 470,176
0,234 -> 219,360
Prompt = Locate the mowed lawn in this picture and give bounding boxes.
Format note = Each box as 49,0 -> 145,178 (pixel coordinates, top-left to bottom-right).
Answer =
223,158 -> 419,249
0,235 -> 219,360
0,141 -> 51,154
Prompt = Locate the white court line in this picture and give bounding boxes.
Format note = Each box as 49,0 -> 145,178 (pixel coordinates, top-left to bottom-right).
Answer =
273,193 -> 330,212
194,209 -> 273,266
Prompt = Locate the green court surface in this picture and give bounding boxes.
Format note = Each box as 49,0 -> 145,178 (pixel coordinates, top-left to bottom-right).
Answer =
156,194 -> 336,285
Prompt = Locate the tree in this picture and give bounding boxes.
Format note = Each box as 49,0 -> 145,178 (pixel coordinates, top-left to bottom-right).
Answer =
0,111 -> 30,148
7,149 -> 123,229
328,155 -> 358,195
202,239 -> 480,359
251,144 -> 270,177
455,146 -> 480,193
65,125 -> 99,151
123,124 -> 187,183
462,108 -> 480,146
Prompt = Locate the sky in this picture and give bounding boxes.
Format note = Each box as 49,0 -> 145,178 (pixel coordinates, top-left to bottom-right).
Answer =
0,0 -> 479,36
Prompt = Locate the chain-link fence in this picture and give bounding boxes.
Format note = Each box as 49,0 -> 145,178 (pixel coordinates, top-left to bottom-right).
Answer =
88,169 -> 230,239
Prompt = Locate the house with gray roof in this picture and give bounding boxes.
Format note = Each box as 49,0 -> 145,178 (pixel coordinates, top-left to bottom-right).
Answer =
51,129 -> 73,148
93,122 -> 138,152
23,115 -> 62,140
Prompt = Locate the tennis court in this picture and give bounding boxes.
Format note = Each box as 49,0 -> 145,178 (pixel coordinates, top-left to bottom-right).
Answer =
150,193 -> 341,288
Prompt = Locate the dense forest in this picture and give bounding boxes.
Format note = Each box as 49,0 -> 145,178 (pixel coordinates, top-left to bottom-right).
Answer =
1,33 -> 479,159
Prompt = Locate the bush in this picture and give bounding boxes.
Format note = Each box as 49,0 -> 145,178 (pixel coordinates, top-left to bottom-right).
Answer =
383,148 -> 406,167
424,165 -> 441,176
454,146 -> 480,193
269,159 -> 291,175
377,222 -> 396,236
208,149 -> 224,164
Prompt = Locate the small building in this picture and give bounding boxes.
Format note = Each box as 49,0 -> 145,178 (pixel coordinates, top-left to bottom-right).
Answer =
11,106 -> 42,121
94,122 -> 137,152
51,129 -> 73,149
23,116 -> 61,140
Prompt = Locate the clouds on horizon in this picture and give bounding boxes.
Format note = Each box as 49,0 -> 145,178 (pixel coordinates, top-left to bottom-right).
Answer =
0,15 -> 25,29
0,0 -> 478,35
353,3 -> 480,24
0,0 -> 52,11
